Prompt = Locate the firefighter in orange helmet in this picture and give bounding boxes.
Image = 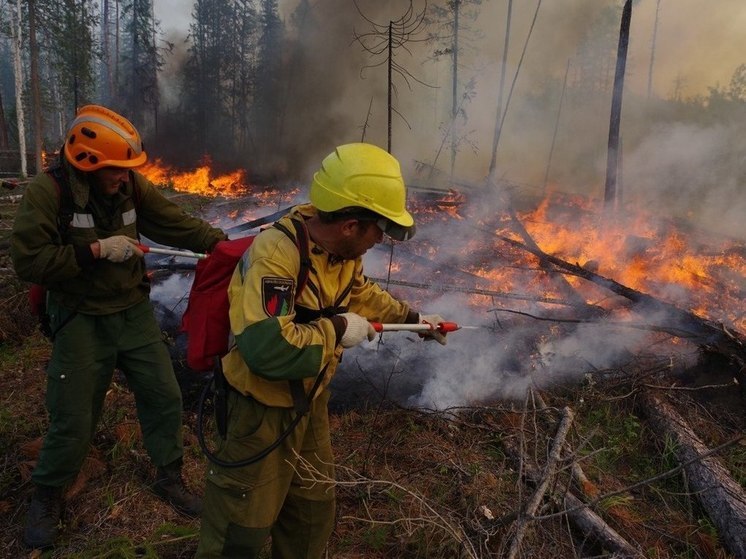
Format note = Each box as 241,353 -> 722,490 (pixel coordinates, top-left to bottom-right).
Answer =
11,105 -> 227,549
196,143 -> 447,558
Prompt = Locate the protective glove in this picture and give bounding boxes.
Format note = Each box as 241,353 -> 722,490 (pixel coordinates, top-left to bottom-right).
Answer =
98,235 -> 143,263
339,312 -> 376,348
419,313 -> 448,346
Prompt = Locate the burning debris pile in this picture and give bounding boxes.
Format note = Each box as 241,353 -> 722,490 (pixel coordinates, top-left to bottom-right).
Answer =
140,161 -> 745,412
138,167 -> 746,555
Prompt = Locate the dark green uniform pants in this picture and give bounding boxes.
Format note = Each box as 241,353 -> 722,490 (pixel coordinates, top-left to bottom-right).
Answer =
197,389 -> 335,559
32,299 -> 183,487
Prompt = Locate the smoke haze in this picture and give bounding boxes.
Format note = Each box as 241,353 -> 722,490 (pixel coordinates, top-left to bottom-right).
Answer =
147,0 -> 745,409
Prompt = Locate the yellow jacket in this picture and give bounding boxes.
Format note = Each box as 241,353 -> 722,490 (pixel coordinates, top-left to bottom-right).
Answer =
223,204 -> 412,407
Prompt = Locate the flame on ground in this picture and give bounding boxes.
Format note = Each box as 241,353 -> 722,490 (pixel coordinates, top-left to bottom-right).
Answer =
136,157 -> 744,334
139,158 -> 248,197
397,188 -> 744,333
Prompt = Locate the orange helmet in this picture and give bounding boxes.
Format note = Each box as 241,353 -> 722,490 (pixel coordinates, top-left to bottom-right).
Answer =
63,105 -> 147,171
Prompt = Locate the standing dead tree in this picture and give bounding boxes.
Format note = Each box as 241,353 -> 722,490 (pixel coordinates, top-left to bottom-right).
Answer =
10,0 -> 27,177
604,0 -> 632,209
352,0 -> 430,153
487,0 -> 542,185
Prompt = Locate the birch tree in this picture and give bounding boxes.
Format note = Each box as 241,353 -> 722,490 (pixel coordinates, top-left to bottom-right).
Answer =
10,0 -> 27,176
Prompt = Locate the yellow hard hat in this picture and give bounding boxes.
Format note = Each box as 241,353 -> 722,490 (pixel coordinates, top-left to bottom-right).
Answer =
63,105 -> 147,171
310,143 -> 414,235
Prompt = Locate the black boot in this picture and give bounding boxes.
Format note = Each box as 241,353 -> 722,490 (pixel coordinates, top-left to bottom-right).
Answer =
23,484 -> 63,549
152,459 -> 202,517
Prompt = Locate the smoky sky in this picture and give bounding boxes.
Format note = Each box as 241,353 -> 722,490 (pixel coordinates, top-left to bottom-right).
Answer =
152,0 -> 746,241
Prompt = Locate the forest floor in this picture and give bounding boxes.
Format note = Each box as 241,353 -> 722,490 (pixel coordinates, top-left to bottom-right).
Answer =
1,182 -> 745,558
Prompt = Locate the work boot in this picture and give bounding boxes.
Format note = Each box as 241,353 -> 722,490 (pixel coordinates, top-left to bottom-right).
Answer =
23,484 -> 63,549
152,459 -> 202,517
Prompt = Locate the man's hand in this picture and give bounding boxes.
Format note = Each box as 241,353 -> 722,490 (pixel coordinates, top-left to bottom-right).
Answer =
339,312 -> 376,348
419,313 -> 448,345
98,236 -> 143,262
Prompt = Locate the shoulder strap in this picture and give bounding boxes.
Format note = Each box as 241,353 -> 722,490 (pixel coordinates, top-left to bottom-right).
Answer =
272,218 -> 312,299
46,165 -> 74,239
272,217 -> 319,417
129,170 -> 141,209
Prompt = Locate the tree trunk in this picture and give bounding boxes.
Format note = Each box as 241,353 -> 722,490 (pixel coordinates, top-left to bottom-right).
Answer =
0,89 -> 9,150
487,0 -> 512,182
639,390 -> 746,557
497,233 -> 746,368
646,0 -> 661,99
28,0 -> 43,173
604,0 -> 632,208
11,0 -> 28,177
450,0 -> 459,177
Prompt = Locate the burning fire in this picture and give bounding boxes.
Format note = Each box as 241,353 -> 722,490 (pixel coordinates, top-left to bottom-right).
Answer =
392,189 -> 744,334
139,158 -> 248,197
137,156 -> 744,335
512,196 -> 745,331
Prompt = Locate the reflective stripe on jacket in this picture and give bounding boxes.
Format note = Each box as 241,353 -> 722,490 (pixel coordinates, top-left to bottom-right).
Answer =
222,204 -> 411,407
10,158 -> 226,314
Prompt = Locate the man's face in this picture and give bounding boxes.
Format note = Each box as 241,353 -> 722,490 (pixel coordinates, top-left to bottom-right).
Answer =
337,219 -> 384,260
92,166 -> 130,196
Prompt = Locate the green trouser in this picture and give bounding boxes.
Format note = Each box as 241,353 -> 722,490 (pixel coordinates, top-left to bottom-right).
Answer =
197,388 -> 336,559
32,298 -> 183,487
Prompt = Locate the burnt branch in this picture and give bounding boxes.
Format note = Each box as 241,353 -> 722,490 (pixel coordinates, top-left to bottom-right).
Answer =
496,234 -> 746,371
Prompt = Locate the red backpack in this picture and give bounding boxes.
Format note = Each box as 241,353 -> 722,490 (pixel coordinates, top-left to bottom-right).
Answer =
181,218 -> 310,372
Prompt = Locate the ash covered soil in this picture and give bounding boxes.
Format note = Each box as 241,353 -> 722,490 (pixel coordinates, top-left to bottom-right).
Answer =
1,182 -> 745,558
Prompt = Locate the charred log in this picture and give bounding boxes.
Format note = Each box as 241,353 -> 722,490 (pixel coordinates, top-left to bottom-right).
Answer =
505,204 -> 592,312
639,390 -> 746,558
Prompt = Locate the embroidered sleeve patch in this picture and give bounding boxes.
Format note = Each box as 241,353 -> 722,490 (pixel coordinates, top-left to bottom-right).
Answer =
261,277 -> 295,317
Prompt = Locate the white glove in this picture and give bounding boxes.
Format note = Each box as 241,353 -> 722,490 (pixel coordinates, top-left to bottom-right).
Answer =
419,313 -> 447,346
339,312 -> 376,348
98,236 -> 143,262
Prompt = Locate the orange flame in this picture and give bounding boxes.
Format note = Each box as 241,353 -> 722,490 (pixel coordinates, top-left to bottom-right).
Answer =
139,158 -> 248,197
137,157 -> 744,333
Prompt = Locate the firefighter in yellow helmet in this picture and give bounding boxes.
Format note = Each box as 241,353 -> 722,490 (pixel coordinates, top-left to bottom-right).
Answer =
196,143 -> 447,558
11,105 -> 227,550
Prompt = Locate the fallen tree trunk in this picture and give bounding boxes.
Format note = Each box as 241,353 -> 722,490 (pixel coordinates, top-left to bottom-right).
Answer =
367,276 -> 595,309
639,389 -> 746,558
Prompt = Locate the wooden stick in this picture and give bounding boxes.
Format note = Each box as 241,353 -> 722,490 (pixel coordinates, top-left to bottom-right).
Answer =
507,406 -> 574,559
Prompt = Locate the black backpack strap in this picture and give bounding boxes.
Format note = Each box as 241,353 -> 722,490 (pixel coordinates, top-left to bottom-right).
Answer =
288,379 -> 310,415
129,170 -> 141,209
40,162 -> 81,339
273,218 -> 324,417
273,218 -> 312,296
46,165 -> 74,240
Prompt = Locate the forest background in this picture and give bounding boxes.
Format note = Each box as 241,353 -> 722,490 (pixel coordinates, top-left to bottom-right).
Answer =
1,0 -> 746,244
2,2 -> 746,557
